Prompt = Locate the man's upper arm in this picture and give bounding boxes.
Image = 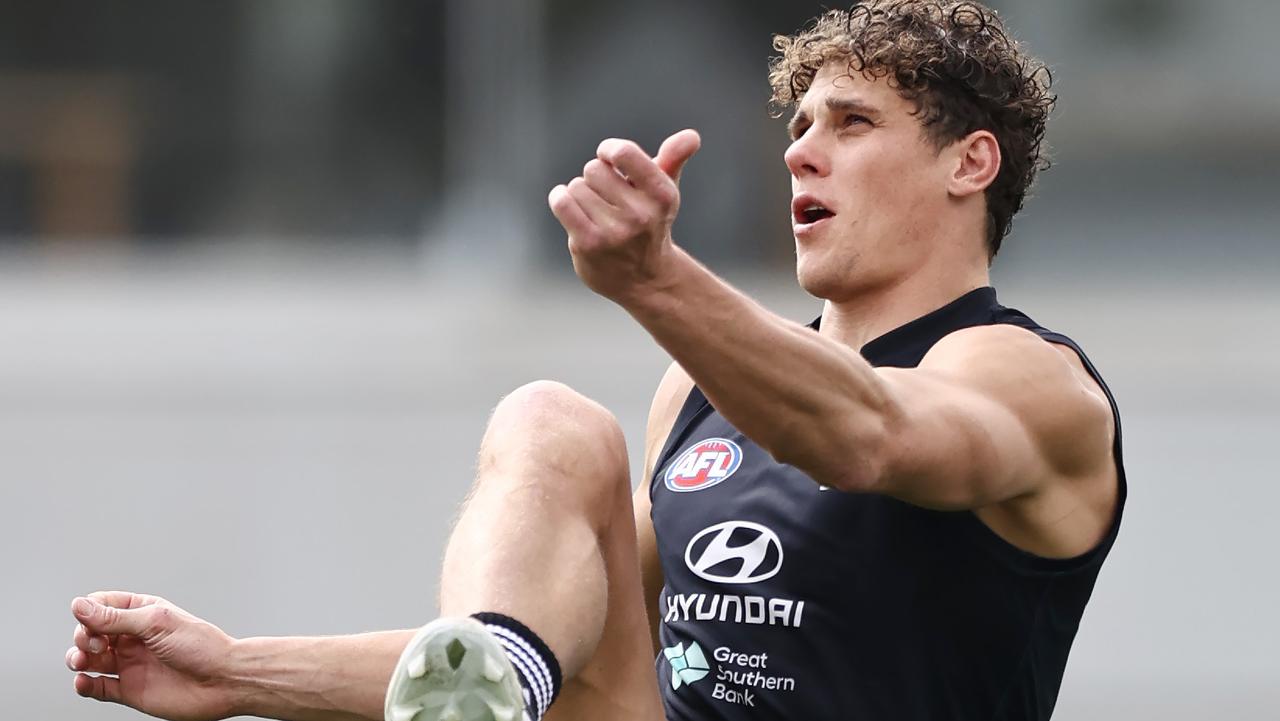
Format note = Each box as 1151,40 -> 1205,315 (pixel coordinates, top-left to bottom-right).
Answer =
870,324 -> 1115,511
634,361 -> 695,653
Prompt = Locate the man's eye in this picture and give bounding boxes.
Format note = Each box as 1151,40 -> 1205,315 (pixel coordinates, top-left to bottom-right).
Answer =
843,114 -> 870,127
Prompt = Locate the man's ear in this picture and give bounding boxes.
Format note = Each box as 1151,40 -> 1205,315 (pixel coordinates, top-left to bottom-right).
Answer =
947,130 -> 1001,198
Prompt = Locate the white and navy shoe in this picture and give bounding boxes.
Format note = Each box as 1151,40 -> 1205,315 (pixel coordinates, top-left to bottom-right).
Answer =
384,617 -> 529,721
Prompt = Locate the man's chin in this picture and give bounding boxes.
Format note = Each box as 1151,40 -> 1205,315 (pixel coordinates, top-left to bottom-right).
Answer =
796,264 -> 844,301
796,253 -> 876,303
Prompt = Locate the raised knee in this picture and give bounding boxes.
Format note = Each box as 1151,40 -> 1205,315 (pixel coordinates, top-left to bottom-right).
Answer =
495,380 -> 613,428
498,379 -> 595,415
479,381 -> 630,530
488,380 -> 627,468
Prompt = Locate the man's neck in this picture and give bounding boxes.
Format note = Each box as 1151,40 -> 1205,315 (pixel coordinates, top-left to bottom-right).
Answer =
817,263 -> 991,350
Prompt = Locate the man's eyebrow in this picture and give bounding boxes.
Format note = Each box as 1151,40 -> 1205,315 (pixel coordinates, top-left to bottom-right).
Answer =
825,96 -> 879,117
788,97 -> 881,138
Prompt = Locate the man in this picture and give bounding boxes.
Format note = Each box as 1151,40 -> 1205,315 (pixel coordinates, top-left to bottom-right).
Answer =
66,2 -> 1123,720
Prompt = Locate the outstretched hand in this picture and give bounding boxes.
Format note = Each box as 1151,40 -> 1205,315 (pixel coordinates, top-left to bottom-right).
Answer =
66,592 -> 240,721
548,129 -> 701,301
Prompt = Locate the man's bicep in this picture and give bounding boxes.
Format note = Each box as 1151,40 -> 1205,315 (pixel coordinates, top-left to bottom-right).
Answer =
875,326 -> 1111,510
876,367 -> 1046,509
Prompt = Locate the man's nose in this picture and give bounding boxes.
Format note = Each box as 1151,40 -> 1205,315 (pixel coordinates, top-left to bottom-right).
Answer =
784,132 -> 828,178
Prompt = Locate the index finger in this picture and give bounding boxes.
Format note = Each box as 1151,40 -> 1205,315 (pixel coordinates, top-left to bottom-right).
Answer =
87,591 -> 161,610
596,139 -> 670,197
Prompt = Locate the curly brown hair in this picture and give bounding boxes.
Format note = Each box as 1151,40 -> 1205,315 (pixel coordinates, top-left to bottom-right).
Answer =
768,1 -> 1055,258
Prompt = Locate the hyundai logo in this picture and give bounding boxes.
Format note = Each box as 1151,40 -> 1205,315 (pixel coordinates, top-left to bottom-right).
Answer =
684,521 -> 783,584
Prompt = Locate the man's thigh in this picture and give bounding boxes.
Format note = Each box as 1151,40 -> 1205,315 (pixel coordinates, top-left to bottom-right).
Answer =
546,487 -> 666,721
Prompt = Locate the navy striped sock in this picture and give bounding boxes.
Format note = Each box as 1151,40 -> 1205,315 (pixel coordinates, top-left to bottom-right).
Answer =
471,612 -> 562,721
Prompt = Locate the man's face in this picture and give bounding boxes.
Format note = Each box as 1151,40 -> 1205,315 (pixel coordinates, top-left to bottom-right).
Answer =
785,63 -> 955,301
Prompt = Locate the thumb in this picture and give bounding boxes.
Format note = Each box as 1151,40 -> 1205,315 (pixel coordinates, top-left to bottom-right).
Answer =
72,597 -> 156,638
655,129 -> 701,183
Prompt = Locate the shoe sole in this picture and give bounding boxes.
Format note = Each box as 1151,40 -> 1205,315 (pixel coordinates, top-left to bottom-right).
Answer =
385,617 -> 526,721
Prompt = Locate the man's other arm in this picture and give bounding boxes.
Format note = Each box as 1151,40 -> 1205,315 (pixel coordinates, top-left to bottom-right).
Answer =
634,361 -> 695,654
66,591 -> 411,720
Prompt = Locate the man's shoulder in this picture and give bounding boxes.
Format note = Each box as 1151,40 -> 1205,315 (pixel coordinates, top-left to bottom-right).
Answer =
922,322 -> 1122,558
650,361 -> 697,430
922,323 -> 1115,477
643,362 -> 699,474
922,322 -> 1072,387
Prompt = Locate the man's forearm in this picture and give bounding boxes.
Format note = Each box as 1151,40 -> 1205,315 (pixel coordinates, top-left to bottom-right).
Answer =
222,630 -> 414,721
620,248 -> 893,487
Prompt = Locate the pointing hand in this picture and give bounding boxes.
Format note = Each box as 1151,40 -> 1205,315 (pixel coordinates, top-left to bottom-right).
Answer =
548,129 -> 701,301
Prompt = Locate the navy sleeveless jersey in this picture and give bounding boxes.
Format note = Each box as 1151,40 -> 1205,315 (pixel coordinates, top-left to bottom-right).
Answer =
649,287 -> 1126,721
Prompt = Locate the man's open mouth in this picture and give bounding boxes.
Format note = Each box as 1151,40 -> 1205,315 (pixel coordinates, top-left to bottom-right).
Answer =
797,205 -> 834,224
792,194 -> 836,226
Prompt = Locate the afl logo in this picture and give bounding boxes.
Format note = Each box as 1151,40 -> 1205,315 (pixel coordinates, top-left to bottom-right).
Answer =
664,438 -> 743,493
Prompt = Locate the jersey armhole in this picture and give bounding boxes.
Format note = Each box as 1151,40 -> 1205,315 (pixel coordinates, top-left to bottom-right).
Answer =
647,386 -> 711,503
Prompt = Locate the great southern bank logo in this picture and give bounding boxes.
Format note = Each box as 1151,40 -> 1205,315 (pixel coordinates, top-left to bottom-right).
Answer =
663,640 -> 710,690
664,438 -> 743,492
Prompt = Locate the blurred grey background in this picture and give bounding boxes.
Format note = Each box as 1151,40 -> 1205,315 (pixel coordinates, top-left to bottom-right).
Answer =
2,0 -> 1277,718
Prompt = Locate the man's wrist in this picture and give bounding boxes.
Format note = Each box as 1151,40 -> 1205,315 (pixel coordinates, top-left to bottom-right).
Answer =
218,636 -> 283,718
613,243 -> 695,315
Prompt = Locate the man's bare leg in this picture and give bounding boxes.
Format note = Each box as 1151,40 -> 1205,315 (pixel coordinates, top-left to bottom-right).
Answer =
437,380 -> 663,721
63,379 -> 660,721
